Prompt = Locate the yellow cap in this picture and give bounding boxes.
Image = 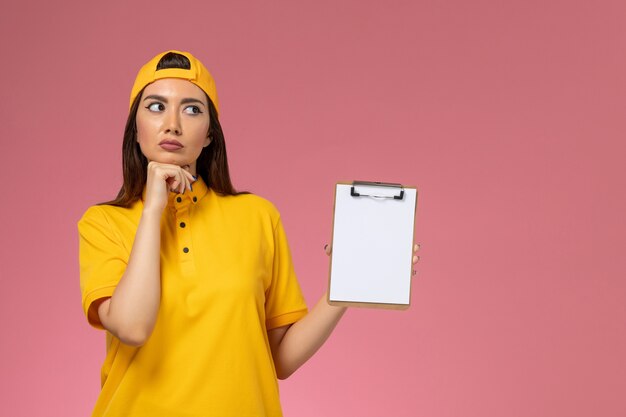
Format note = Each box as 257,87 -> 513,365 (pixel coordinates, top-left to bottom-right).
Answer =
129,50 -> 219,113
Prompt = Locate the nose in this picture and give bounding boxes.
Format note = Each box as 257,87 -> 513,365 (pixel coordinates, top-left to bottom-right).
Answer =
163,109 -> 182,136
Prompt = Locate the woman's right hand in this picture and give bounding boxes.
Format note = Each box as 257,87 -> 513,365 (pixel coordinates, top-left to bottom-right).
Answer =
143,161 -> 196,212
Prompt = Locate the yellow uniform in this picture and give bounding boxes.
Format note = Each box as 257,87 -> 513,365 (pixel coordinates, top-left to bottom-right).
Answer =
78,178 -> 308,416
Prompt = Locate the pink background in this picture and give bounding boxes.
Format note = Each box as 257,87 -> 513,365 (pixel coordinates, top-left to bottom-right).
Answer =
1,0 -> 625,416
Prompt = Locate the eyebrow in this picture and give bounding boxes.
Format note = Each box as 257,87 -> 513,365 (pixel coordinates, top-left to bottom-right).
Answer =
143,94 -> 206,107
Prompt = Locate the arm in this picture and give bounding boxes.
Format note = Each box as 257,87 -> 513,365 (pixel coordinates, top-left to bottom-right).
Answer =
269,292 -> 347,380
96,207 -> 163,346
97,162 -> 194,346
268,244 -> 420,379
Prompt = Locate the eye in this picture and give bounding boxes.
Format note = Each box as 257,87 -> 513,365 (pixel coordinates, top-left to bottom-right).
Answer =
146,102 -> 165,112
183,105 -> 203,115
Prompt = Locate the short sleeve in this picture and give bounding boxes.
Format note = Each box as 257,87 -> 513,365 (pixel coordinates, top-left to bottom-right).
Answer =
78,206 -> 128,329
265,216 -> 308,330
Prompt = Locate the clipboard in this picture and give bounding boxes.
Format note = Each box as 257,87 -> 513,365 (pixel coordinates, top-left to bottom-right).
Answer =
327,181 -> 418,309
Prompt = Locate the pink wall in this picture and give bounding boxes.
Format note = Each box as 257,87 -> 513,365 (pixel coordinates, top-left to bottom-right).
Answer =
1,0 -> 625,415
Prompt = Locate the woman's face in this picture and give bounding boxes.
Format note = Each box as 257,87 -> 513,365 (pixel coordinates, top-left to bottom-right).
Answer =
136,78 -> 211,174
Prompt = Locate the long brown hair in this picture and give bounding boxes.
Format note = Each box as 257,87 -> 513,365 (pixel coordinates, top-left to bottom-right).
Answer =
102,53 -> 246,207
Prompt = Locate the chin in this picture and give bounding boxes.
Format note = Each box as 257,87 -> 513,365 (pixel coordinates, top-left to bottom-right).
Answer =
149,154 -> 186,166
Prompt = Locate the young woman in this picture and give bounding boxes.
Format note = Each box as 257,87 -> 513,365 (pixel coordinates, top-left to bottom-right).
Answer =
78,50 -> 418,416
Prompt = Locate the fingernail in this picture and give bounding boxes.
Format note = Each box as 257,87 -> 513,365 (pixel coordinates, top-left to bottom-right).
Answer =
193,175 -> 198,181
190,184 -> 193,191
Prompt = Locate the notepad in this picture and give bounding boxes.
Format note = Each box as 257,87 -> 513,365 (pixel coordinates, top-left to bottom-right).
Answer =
328,181 -> 418,309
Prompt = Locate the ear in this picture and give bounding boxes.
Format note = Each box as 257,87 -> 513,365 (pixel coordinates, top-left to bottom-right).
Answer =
203,135 -> 212,148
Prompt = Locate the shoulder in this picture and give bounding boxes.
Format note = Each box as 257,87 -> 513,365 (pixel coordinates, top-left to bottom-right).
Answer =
213,192 -> 282,227
78,205 -> 108,228
77,201 -> 142,232
235,193 -> 280,215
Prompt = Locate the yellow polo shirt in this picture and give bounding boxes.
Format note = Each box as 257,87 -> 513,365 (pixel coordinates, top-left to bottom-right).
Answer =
78,178 -> 308,417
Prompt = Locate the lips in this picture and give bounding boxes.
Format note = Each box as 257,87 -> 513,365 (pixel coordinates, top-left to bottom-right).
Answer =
159,139 -> 183,151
